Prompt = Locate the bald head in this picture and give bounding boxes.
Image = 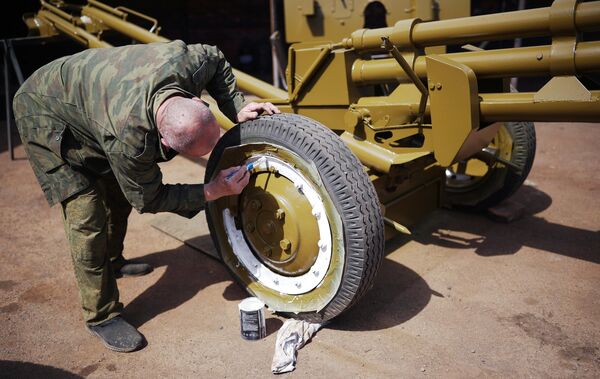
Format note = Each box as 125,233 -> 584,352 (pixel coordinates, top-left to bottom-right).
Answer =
156,96 -> 220,158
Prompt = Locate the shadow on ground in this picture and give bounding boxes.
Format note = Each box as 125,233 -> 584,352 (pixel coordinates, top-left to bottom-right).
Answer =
0,360 -> 82,379
124,238 -> 246,328
413,185 -> 600,264
331,256 -> 434,331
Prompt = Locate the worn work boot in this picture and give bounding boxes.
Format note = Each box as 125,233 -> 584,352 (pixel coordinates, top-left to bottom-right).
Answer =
113,259 -> 153,278
86,316 -> 144,352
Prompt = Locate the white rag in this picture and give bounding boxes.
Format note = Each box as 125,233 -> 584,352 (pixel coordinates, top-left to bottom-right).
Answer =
271,319 -> 323,374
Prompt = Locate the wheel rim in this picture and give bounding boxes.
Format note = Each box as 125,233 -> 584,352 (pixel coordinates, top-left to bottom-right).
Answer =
445,124 -> 514,192
207,142 -> 345,313
223,154 -> 332,295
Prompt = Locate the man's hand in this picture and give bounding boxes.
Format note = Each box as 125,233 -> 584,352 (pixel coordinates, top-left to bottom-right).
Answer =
237,102 -> 280,122
204,166 -> 251,201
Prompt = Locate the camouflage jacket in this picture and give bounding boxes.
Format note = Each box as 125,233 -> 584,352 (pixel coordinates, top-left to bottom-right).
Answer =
13,40 -> 245,218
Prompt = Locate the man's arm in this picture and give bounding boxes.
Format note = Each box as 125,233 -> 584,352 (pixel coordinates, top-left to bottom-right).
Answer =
106,151 -> 206,218
105,150 -> 250,218
202,46 -> 245,123
201,46 -> 281,123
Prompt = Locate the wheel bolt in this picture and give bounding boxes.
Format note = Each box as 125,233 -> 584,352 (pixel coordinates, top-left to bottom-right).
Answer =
249,199 -> 261,210
280,239 -> 291,252
246,222 -> 256,233
263,221 -> 275,235
262,246 -> 272,257
275,208 -> 285,220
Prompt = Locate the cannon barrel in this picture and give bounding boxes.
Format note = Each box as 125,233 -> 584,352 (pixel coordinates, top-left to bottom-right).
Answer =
342,1 -> 600,51
352,41 -> 600,84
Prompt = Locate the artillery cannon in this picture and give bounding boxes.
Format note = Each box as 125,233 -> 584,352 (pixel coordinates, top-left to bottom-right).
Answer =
20,0 -> 600,322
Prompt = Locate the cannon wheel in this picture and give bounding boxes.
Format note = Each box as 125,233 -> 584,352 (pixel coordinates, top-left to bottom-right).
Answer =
205,114 -> 384,322
445,121 -> 536,209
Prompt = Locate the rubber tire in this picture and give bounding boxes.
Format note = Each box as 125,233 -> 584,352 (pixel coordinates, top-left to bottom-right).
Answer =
205,114 -> 385,322
445,121 -> 536,209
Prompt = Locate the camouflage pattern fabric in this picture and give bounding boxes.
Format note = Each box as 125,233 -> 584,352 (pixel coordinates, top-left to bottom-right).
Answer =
13,40 -> 246,325
13,40 -> 245,217
61,173 -> 130,325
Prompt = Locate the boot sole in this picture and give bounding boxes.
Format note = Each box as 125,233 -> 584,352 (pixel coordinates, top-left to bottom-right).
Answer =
85,325 -> 141,353
114,267 -> 153,278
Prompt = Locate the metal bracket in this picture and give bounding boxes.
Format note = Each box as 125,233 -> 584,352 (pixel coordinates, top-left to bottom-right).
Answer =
426,54 -> 480,167
380,36 -> 428,126
549,0 -> 580,75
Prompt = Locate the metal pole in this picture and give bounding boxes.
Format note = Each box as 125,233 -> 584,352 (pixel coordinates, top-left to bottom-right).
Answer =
269,0 -> 280,88
8,40 -> 24,85
3,41 -> 14,160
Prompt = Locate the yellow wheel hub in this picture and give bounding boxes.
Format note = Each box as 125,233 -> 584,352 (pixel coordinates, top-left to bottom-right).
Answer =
241,169 -> 320,276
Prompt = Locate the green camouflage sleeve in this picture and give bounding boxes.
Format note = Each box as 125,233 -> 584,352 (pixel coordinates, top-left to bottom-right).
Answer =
202,45 -> 245,122
106,151 -> 206,218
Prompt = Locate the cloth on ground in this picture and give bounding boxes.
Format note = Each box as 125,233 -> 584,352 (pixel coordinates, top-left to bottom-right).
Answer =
271,319 -> 323,374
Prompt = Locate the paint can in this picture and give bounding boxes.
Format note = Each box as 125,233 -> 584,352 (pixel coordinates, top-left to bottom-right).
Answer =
238,297 -> 266,340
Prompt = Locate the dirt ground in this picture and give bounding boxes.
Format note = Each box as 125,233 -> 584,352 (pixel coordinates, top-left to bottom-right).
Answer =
1,122 -> 598,378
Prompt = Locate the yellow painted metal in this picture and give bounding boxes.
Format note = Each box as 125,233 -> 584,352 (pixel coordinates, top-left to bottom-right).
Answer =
87,0 -> 127,18
231,69 -> 287,100
240,170 -> 319,275
341,132 -> 429,173
426,55 -> 479,166
284,0 -> 448,45
351,41 -> 600,84
37,10 -> 111,48
478,91 -> 600,123
342,1 -> 600,51
343,90 -> 600,124
287,43 -> 361,106
81,5 -> 169,44
534,76 -> 592,102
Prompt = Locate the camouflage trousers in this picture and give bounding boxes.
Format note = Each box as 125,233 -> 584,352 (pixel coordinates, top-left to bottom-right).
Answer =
60,174 -> 132,325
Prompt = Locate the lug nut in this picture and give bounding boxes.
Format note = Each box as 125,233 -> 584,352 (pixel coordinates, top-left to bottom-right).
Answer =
264,221 -> 275,235
317,240 -> 327,251
262,246 -> 272,257
275,208 -> 285,220
280,239 -> 291,252
246,222 -> 256,233
249,199 -> 261,210
312,208 -> 321,219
